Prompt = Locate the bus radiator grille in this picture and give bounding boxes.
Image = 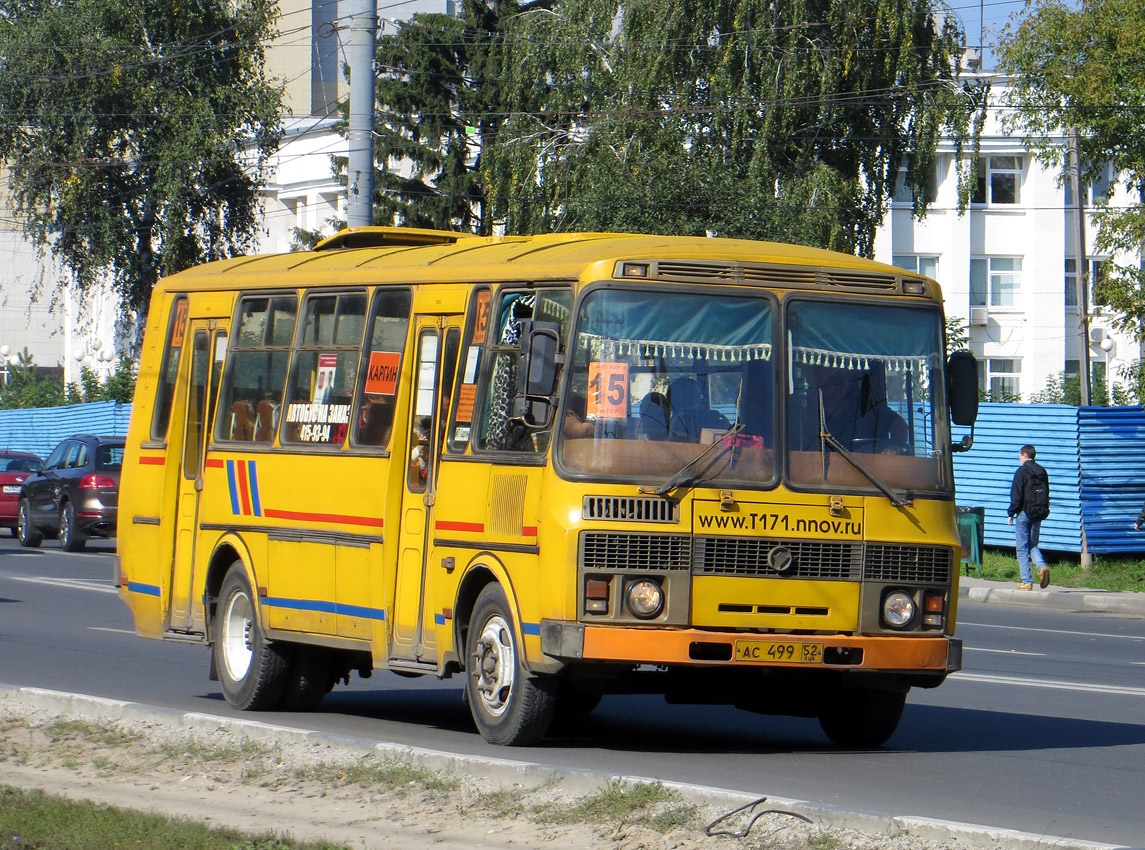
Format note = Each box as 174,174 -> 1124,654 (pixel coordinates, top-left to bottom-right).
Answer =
692,537 -> 862,580
863,544 -> 953,584
579,532 -> 692,571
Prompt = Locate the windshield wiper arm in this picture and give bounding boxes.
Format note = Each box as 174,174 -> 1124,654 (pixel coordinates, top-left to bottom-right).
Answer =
818,393 -> 911,508
650,423 -> 744,498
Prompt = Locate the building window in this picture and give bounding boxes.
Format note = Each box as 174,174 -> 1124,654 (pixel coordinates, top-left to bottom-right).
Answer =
892,255 -> 938,279
971,257 -> 1021,307
986,358 -> 1021,401
1065,161 -> 1114,206
893,158 -> 937,204
971,156 -> 1022,205
1064,258 -> 1108,308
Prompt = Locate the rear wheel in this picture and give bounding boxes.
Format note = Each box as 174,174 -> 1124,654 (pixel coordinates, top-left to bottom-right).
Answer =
212,564 -> 290,710
818,686 -> 907,748
59,502 -> 86,552
465,584 -> 556,745
17,500 -> 42,548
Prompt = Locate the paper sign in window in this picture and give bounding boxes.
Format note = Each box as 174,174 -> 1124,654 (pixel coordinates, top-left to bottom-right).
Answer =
365,350 -> 401,395
587,362 -> 629,419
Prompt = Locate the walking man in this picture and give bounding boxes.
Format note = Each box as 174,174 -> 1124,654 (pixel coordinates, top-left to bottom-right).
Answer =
1007,444 -> 1051,590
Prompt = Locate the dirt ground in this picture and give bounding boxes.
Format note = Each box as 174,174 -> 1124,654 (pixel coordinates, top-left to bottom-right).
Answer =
0,695 -> 972,850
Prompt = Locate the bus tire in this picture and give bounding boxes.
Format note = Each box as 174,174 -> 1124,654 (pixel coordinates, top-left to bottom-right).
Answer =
17,500 -> 42,548
817,686 -> 907,748
59,502 -> 86,552
465,584 -> 556,746
213,565 -> 290,711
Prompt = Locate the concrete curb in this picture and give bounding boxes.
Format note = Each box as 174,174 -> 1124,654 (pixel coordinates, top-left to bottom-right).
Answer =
959,578 -> 1145,616
0,683 -> 1136,850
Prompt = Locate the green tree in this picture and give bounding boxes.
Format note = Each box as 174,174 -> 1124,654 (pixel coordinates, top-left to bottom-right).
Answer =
0,350 -> 71,409
479,0 -> 985,253
997,0 -> 1145,339
0,0 -> 283,335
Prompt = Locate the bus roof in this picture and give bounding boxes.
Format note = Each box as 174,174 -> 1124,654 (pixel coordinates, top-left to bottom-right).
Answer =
158,227 -> 931,296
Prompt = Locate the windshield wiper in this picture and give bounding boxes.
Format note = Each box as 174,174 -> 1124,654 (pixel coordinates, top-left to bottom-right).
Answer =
818,391 -> 912,508
648,423 -> 744,498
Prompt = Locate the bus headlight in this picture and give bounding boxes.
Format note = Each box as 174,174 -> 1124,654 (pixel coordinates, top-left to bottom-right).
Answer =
882,591 -> 916,629
625,579 -> 664,619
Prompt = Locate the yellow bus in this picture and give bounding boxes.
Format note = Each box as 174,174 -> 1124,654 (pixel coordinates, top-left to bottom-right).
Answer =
117,227 -> 979,748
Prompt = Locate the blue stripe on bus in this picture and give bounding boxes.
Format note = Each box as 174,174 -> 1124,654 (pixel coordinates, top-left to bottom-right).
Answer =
434,613 -> 446,626
247,460 -> 262,517
226,460 -> 240,514
521,622 -> 540,636
263,597 -> 387,621
127,582 -> 161,597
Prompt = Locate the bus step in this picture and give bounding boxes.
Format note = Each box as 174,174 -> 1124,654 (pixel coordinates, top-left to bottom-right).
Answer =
387,657 -> 437,675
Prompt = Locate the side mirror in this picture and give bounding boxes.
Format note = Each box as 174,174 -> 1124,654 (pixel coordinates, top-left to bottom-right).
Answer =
510,321 -> 562,427
946,349 -> 979,427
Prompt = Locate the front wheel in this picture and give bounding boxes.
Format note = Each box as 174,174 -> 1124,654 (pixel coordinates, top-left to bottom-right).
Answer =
59,502 -> 86,552
17,500 -> 42,548
465,584 -> 556,746
818,686 -> 907,748
212,564 -> 290,710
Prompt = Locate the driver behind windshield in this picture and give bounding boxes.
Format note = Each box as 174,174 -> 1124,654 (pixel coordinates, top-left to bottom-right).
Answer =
795,364 -> 908,454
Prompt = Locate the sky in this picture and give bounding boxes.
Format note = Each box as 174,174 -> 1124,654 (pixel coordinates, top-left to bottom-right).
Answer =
949,0 -> 1033,68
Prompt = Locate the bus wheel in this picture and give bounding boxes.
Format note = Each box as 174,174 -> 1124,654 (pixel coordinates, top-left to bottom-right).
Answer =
817,686 -> 907,748
213,565 -> 290,710
465,584 -> 556,746
59,502 -> 86,552
17,500 -> 42,548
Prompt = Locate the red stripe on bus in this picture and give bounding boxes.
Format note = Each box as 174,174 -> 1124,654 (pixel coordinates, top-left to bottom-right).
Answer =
236,461 -> 252,516
205,458 -> 224,469
263,508 -> 383,528
522,526 -> 538,537
138,456 -> 165,465
435,520 -> 484,533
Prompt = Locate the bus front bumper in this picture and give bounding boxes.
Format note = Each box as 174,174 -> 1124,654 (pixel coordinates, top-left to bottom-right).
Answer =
540,621 -> 962,675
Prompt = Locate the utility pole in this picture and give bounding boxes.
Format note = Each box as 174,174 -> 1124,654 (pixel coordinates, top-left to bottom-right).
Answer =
346,0 -> 377,229
1069,131 -> 1092,406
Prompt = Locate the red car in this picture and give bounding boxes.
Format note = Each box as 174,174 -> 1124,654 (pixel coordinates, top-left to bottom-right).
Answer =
0,450 -> 44,536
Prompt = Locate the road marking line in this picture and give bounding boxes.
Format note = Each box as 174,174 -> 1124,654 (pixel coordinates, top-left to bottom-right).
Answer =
951,671 -> 1145,697
88,627 -> 135,635
959,620 -> 1145,642
963,647 -> 1045,657
11,576 -> 117,594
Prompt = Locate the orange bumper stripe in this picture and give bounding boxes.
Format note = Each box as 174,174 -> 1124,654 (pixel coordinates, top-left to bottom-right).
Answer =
581,627 -> 950,671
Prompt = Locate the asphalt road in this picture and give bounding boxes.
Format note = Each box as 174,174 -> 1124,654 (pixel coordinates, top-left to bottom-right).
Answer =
1,535 -> 1143,847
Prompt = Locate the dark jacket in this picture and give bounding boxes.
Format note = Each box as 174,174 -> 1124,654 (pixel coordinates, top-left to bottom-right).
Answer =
1009,459 -> 1049,518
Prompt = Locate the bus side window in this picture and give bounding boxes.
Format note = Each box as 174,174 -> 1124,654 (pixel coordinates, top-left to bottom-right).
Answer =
215,295 -> 297,444
474,288 -> 571,454
150,295 -> 188,442
352,288 -> 412,449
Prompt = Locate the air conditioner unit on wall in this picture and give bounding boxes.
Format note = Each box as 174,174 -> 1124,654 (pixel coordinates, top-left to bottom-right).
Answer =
969,307 -> 988,327
1090,327 -> 1108,343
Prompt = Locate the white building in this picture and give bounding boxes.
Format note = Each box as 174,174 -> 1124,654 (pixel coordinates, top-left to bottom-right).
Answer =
872,74 -> 1142,401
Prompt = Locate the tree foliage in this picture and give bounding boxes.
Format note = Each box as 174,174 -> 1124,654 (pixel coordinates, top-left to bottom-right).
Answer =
0,349 -> 136,409
372,0 -> 985,254
998,0 -> 1145,339
0,0 -> 284,328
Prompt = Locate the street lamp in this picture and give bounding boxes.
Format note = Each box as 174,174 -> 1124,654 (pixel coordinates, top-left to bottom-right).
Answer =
0,344 -> 18,385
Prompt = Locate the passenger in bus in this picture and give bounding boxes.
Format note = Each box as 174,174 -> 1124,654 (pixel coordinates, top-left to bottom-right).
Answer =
799,365 -> 907,454
637,391 -> 669,440
666,376 -> 728,442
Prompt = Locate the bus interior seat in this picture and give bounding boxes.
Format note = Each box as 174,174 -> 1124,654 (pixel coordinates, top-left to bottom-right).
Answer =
667,377 -> 727,442
359,399 -> 394,446
638,391 -> 669,440
255,400 -> 278,442
231,400 -> 256,441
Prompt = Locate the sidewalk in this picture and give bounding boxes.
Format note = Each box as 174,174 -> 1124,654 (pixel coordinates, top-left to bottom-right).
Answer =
959,573 -> 1145,616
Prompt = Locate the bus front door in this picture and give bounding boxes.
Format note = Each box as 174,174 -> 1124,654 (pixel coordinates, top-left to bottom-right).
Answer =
390,317 -> 460,666
168,322 -> 227,633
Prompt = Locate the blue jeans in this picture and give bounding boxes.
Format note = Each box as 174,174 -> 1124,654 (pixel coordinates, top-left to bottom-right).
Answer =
1015,511 -> 1047,584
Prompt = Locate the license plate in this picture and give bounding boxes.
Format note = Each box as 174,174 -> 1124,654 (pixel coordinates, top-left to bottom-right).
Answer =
2,485 -> 19,494
734,640 -> 823,664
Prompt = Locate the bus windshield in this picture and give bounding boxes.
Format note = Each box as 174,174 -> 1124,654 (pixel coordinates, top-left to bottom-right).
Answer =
558,289 -> 953,496
559,288 -> 777,486
786,298 -> 951,495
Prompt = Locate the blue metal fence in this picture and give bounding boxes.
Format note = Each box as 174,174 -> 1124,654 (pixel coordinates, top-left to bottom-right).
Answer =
0,401 -> 133,459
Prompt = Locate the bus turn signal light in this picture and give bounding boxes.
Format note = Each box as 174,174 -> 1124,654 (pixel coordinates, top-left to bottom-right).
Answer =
585,578 -> 609,614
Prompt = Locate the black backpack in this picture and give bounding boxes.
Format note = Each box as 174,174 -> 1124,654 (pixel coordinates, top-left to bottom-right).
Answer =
1024,467 -> 1051,521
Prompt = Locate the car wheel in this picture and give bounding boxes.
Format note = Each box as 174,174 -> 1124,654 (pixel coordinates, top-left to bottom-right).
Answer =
17,500 -> 42,548
59,502 -> 86,552
465,583 -> 557,746
212,563 -> 291,710
818,686 -> 907,748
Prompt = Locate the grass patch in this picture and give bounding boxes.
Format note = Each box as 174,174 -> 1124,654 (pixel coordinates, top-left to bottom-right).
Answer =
159,738 -> 273,763
42,719 -> 141,748
532,781 -> 677,826
975,548 -> 1145,591
294,758 -> 457,793
474,788 -> 527,819
0,785 -> 345,850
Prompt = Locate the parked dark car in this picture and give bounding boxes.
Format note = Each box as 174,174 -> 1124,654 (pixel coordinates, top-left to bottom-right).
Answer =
0,450 -> 44,536
18,434 -> 125,551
